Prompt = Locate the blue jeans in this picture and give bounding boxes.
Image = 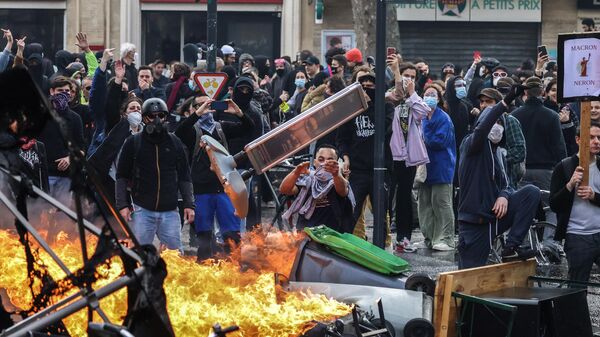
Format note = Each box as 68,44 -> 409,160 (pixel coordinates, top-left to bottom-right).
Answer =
48,176 -> 72,205
132,204 -> 182,250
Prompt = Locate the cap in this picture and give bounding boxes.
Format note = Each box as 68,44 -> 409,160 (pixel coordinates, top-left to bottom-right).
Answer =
524,76 -> 542,89
221,45 -> 235,56
481,57 -> 500,69
357,72 -> 375,83
304,55 -> 320,65
27,53 -> 43,62
345,48 -> 363,63
478,88 -> 503,103
496,77 -> 515,89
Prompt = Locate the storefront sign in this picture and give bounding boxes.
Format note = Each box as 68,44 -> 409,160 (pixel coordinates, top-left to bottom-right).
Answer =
396,0 -> 541,22
558,32 -> 600,102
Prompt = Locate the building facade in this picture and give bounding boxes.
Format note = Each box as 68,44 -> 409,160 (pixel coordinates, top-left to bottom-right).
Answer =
2,0 -> 600,68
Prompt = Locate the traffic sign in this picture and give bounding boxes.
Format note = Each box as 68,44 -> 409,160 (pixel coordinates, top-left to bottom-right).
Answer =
193,72 -> 229,100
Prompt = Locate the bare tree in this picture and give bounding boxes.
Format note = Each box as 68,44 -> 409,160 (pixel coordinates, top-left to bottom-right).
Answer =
350,1 -> 400,59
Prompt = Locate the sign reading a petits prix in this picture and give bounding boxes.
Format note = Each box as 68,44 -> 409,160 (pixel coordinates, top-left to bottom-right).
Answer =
558,32 -> 600,102
396,0 -> 541,22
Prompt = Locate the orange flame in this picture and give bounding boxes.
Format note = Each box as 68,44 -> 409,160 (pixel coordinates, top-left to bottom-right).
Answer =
0,227 -> 350,337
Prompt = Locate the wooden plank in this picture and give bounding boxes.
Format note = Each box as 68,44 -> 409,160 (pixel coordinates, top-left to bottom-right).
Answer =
433,259 -> 536,337
438,275 -> 454,337
580,100 -> 591,186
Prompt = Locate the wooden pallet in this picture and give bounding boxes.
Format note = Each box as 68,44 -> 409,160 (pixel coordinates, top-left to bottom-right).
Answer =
433,259 -> 537,337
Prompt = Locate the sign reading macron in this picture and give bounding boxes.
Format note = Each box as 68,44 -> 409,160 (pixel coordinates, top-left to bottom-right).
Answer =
562,37 -> 600,100
396,0 -> 541,22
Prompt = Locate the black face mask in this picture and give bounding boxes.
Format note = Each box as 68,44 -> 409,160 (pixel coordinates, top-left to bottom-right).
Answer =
331,66 -> 338,74
364,87 -> 376,102
144,117 -> 165,136
233,89 -> 253,109
276,69 -> 285,76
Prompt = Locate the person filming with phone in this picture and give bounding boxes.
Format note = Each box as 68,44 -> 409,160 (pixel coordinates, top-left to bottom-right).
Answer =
174,94 -> 255,261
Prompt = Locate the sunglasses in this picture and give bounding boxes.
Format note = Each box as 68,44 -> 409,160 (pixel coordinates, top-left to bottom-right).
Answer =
493,72 -> 508,78
148,112 -> 166,119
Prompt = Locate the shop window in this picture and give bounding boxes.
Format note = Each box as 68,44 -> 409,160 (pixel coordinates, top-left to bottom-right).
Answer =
142,11 -> 181,64
0,9 -> 64,61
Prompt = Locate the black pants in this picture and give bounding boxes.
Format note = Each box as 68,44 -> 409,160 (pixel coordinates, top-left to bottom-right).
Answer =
350,171 -> 389,232
565,232 -> 600,284
196,230 -> 241,262
389,161 -> 416,241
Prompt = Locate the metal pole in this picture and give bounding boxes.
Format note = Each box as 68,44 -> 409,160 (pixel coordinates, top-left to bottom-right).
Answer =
207,0 -> 217,72
373,0 -> 387,248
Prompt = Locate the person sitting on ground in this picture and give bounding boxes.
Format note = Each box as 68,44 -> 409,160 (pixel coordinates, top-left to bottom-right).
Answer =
457,84 -> 541,269
280,144 -> 354,233
550,122 -> 600,283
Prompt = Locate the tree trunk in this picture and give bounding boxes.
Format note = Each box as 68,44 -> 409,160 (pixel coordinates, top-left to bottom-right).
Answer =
350,1 -> 400,60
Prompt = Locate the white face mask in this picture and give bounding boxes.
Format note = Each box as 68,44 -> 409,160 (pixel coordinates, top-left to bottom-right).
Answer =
488,123 -> 504,144
493,77 -> 500,86
127,111 -> 142,128
479,67 -> 486,77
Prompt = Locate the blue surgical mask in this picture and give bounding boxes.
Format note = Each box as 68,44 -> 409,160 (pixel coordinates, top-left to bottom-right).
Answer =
423,96 -> 438,109
455,87 -> 467,99
295,79 -> 306,88
188,80 -> 196,91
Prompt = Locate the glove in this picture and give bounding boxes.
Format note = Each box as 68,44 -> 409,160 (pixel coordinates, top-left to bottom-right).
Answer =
503,84 -> 525,105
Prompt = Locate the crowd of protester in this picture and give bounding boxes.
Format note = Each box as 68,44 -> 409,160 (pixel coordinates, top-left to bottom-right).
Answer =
2,26 -> 600,283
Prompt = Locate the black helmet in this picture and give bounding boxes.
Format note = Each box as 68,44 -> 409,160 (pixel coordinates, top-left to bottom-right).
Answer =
142,98 -> 168,116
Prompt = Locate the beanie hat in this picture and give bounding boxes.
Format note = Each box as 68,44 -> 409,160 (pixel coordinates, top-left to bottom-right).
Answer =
345,48 -> 363,63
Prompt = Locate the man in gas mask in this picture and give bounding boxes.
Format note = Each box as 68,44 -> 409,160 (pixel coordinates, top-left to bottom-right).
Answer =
116,98 -> 194,251
457,84 -> 540,269
337,70 -> 394,234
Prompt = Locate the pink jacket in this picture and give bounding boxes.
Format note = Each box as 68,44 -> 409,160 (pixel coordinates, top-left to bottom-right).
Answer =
389,92 -> 430,166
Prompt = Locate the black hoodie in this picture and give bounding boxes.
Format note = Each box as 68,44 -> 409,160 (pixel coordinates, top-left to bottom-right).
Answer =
219,77 -> 264,168
444,76 -> 474,156
50,50 -> 74,81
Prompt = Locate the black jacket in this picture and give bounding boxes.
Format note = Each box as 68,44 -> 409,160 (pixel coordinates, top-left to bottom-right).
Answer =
131,86 -> 167,102
115,130 -> 193,211
336,101 -> 394,173
550,155 -> 600,241
38,107 -> 84,176
512,97 -> 567,170
174,112 -> 254,194
544,99 -> 579,157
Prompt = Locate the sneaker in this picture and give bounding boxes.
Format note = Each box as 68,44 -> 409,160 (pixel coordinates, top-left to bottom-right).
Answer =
432,242 -> 454,251
412,241 -> 429,249
501,246 -> 535,262
395,238 -> 416,253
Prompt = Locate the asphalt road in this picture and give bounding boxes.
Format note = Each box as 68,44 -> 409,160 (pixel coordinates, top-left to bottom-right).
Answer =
181,205 -> 600,331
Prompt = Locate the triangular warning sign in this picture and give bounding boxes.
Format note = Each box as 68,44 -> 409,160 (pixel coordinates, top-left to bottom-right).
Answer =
194,72 -> 229,100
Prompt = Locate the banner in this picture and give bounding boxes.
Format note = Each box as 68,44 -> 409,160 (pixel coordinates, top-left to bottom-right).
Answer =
558,32 -> 600,102
396,0 -> 541,22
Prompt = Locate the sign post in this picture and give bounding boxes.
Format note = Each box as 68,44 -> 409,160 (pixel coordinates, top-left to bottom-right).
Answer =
558,32 -> 600,185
